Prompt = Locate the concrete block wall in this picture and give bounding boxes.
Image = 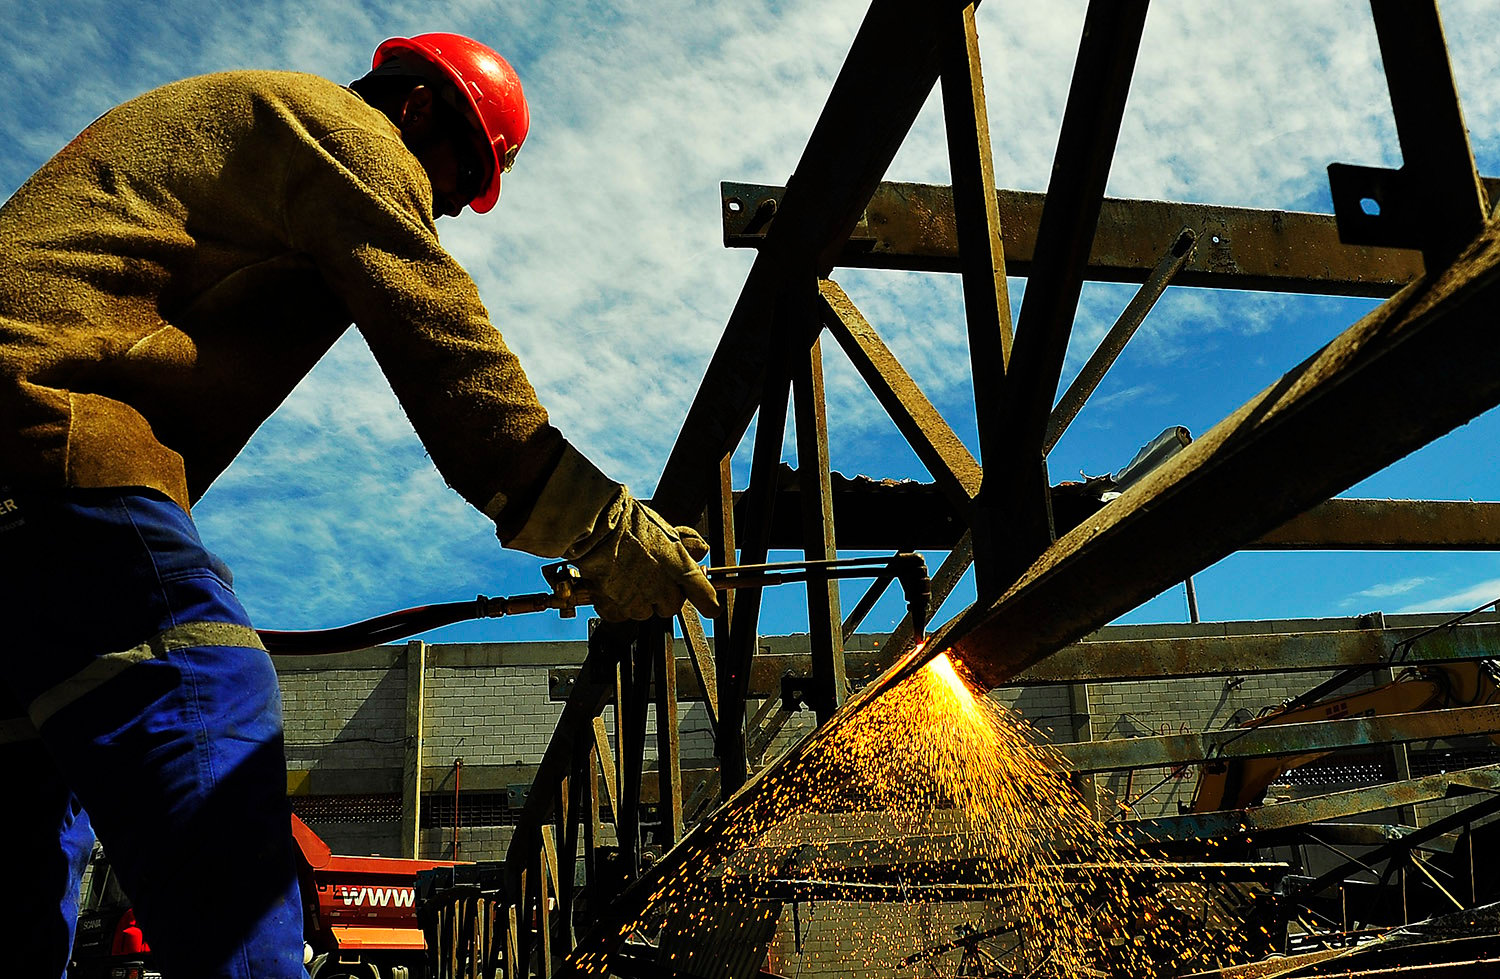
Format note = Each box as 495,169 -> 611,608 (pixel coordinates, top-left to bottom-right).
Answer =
423,664 -> 563,767
281,663 -> 408,774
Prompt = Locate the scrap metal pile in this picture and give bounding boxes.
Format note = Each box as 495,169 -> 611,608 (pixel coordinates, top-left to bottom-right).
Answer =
418,1 -> 1500,976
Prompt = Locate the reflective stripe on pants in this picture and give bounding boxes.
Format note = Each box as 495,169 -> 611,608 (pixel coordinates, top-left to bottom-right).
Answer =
0,489 -> 308,979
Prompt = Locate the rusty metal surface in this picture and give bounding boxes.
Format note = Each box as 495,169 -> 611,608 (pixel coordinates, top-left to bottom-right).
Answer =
792,337 -> 846,721
1057,705 -> 1500,775
1258,498 -> 1500,549
741,478 -> 1500,552
546,617 -> 1500,700
723,180 -> 1428,296
1128,765 -> 1500,841
1014,619 -> 1500,684
939,2 -> 1015,594
819,281 -> 981,514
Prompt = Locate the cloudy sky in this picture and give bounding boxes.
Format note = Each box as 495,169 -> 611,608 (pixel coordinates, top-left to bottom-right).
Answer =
6,0 -> 1500,643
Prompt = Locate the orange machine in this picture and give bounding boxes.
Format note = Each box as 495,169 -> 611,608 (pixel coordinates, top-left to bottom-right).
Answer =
72,816 -> 463,979
1191,661 -> 1500,813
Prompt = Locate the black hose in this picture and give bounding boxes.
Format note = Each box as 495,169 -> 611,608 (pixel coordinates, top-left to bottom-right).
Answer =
258,599 -> 494,655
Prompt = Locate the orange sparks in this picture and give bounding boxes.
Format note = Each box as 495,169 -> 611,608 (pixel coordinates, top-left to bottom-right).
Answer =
601,643 -> 1255,978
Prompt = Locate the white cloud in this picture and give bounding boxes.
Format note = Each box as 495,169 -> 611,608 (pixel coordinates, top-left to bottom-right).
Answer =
1399,579 -> 1500,615
1344,576 -> 1435,603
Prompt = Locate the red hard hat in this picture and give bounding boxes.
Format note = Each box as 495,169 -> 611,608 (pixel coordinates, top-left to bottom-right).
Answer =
373,33 -> 530,213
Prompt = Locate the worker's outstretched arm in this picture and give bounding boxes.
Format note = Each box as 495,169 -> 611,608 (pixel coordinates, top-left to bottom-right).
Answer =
283,122 -> 715,621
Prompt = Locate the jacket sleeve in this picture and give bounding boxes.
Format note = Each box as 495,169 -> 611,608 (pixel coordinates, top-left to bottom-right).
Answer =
280,125 -> 565,531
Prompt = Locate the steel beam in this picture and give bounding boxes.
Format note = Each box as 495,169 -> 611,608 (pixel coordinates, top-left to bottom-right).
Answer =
941,1 -> 1015,595
504,624 -> 625,898
924,215 -> 1500,690
1128,764 -> 1500,839
1370,0 -> 1488,269
718,863 -> 1286,903
819,282 -> 981,518
675,608 -> 718,735
549,616 -> 1500,697
650,621 -> 684,845
1045,228 -> 1196,453
997,0 -> 1149,576
1012,619 -> 1500,685
723,180 -> 1436,296
655,0 -> 975,524
1056,704 -> 1500,775
1128,765 -> 1500,842
747,469 -> 1500,552
792,337 -> 846,722
718,336 -> 791,794
1257,498 -> 1500,550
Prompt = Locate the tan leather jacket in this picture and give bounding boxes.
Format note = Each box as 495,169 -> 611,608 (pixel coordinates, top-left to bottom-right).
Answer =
0,70 -> 562,530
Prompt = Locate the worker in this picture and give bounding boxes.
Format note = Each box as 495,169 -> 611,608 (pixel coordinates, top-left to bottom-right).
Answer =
0,33 -> 718,978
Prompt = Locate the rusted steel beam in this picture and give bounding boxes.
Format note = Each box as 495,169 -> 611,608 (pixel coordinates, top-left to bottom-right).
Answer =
941,2 -> 1015,595
1258,498 -> 1500,549
1369,0 -> 1488,269
1045,228 -> 1197,453
718,863 -> 1286,902
793,337 -> 846,722
1014,619 -> 1500,685
550,617 -> 1500,698
654,0 -> 975,524
818,281 -> 981,514
617,633 -> 651,870
650,621 -> 684,845
928,216 -> 1500,691
723,180 -> 1432,296
675,608 -> 718,735
1128,765 -> 1500,842
719,331 -> 792,794
998,0 -> 1150,575
504,623 -> 625,896
1057,704 -> 1500,775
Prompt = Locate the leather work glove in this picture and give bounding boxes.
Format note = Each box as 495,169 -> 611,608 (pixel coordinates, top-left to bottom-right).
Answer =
570,492 -> 720,621
498,442 -> 720,621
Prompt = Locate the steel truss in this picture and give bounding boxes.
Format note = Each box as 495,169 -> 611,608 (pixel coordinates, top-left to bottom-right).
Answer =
419,2 -> 1500,975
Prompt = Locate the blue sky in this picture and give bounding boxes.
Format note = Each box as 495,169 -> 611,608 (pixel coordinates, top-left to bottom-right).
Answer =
6,1 -> 1500,645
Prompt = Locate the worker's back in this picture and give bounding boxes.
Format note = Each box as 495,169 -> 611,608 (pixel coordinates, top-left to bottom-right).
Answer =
0,69 -> 554,514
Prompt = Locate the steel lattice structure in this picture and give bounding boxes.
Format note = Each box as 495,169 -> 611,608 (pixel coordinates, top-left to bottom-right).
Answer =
418,3 -> 1500,976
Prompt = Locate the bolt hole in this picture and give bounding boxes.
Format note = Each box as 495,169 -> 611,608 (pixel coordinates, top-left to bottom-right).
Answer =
727,199 -> 743,214
1360,197 -> 1381,217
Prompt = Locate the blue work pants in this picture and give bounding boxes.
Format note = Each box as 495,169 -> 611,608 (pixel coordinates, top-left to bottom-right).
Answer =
0,488 -> 309,978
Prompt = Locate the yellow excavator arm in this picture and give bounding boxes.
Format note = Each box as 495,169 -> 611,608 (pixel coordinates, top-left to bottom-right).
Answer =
1190,661 -> 1500,813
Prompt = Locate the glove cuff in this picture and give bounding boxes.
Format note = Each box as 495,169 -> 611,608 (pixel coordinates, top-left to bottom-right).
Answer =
500,441 -> 623,558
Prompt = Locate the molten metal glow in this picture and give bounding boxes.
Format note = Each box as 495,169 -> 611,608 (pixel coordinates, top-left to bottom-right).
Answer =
925,651 -> 972,702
